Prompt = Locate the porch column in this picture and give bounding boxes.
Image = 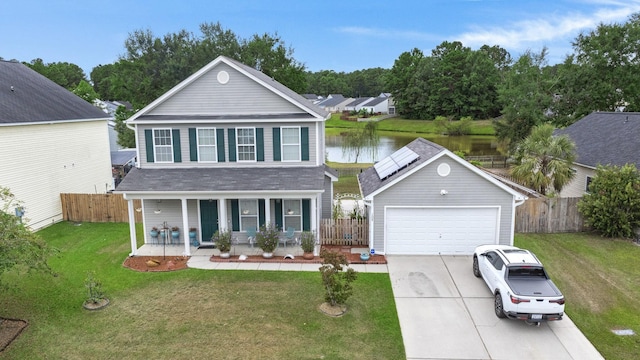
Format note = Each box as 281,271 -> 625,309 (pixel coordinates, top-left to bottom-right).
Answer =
219,198 -> 228,231
311,196 -> 318,255
264,197 -> 271,227
181,198 -> 190,256
126,197 -> 138,256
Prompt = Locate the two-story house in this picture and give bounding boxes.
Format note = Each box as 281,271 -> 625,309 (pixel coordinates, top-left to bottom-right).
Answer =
115,56 -> 335,256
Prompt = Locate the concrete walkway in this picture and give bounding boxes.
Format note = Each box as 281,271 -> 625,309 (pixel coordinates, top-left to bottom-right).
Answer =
387,255 -> 604,360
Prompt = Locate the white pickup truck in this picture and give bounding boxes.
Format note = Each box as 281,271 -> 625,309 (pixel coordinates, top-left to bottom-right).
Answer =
473,245 -> 565,325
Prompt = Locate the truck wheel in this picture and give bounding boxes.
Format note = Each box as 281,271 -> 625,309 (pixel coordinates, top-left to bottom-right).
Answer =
473,256 -> 481,277
494,293 -> 506,318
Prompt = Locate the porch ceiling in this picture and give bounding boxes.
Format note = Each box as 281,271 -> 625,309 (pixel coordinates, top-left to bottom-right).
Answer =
115,166 -> 326,192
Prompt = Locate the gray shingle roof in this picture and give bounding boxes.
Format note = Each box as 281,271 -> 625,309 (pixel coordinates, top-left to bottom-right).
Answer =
554,111 -> 640,168
358,138 -> 445,197
317,95 -> 347,107
0,60 -> 107,124
115,166 -> 327,192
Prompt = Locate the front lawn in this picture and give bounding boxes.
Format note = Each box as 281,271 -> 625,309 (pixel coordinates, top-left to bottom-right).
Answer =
325,113 -> 495,135
516,233 -> 640,360
0,222 -> 404,359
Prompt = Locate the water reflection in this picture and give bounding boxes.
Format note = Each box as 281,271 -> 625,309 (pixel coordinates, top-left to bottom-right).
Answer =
326,134 -> 503,163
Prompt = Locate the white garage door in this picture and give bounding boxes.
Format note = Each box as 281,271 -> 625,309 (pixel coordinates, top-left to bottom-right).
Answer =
385,207 -> 499,255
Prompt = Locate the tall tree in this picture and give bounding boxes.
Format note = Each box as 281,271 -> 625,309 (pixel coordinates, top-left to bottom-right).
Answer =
90,63 -> 116,100
25,58 -> 86,90
114,106 -> 136,148
385,48 -> 424,118
510,124 -> 576,195
553,13 -> 640,124
494,48 -> 557,151
341,121 -> 379,163
72,80 -> 99,103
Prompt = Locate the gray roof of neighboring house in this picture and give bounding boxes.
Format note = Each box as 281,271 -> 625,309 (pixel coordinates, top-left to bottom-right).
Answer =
554,111 -> 640,168
0,60 -> 107,124
346,97 -> 373,107
318,95 -> 347,107
111,150 -> 137,166
358,138 -> 445,197
116,166 -> 328,192
362,97 -> 388,106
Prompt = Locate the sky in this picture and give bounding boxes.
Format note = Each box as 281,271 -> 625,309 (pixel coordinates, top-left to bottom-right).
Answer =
2,0 -> 640,77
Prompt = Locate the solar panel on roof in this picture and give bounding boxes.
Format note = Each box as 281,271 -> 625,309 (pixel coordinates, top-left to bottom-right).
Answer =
374,146 -> 419,180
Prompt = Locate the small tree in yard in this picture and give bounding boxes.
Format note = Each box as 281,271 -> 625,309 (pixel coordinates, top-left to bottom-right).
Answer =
319,249 -> 358,307
578,164 -> 640,238
0,186 -> 54,288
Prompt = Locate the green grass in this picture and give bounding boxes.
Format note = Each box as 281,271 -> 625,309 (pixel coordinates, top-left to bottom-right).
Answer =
325,113 -> 496,136
0,222 -> 404,359
515,233 -> 640,360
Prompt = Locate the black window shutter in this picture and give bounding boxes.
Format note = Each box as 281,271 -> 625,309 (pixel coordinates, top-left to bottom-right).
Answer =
258,199 -> 266,227
301,127 -> 309,161
216,129 -> 225,162
302,199 -> 311,231
256,128 -> 264,161
231,199 -> 240,231
189,128 -> 197,161
275,199 -> 283,231
145,129 -> 154,163
172,129 -> 181,162
228,129 -> 236,162
273,127 -> 281,161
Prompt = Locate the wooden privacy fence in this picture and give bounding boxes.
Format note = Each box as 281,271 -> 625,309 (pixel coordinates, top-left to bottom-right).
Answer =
320,219 -> 369,246
61,193 -> 142,223
516,197 -> 586,233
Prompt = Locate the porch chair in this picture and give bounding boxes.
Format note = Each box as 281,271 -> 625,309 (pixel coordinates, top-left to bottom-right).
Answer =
279,227 -> 298,248
247,226 -> 257,248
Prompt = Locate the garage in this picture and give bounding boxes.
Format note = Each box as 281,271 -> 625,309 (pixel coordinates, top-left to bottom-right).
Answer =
385,206 -> 499,255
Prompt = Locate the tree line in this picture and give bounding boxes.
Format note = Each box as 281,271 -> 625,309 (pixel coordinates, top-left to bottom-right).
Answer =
9,13 -> 640,150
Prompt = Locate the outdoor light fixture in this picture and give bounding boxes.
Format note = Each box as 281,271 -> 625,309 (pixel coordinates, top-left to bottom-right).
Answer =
154,200 -> 162,214
440,189 -> 448,196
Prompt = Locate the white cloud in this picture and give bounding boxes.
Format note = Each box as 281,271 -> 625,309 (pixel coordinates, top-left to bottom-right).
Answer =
335,26 -> 440,42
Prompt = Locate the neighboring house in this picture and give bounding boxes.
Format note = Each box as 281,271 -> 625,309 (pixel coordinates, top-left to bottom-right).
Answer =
360,95 -> 390,114
317,94 -> 353,112
94,100 -> 135,151
344,97 -> 374,112
555,111 -> 640,197
0,60 -> 112,229
115,56 -> 335,256
301,94 -> 323,104
358,138 -> 526,255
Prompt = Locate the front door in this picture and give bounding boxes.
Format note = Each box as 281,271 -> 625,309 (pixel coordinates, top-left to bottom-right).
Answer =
200,200 -> 219,242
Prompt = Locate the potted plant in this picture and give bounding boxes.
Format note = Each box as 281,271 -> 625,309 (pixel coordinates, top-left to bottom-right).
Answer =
188,227 -> 198,246
256,223 -> 279,258
212,229 -> 232,258
171,226 -> 180,241
300,231 -> 316,260
149,226 -> 159,238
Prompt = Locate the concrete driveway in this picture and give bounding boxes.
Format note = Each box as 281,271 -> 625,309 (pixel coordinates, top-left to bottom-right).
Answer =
387,255 -> 604,360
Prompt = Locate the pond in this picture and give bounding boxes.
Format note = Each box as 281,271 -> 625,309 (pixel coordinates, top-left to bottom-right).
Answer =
325,132 -> 504,163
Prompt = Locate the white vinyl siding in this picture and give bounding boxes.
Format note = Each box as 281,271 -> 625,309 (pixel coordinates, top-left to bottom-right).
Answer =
281,127 -> 301,161
0,120 -> 112,230
197,128 -> 217,162
236,127 -> 256,162
153,128 -> 173,162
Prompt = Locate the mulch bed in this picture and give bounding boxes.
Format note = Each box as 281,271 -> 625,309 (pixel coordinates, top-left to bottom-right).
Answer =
122,246 -> 385,271
0,318 -> 28,353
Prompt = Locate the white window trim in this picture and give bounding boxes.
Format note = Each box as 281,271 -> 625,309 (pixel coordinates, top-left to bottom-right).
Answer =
283,199 -> 302,231
153,128 -> 173,163
240,199 -> 259,231
197,127 -> 218,163
281,126 -> 301,162
236,127 -> 256,162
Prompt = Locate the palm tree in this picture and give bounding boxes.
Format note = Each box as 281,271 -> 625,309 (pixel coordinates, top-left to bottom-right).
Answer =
510,124 -> 576,195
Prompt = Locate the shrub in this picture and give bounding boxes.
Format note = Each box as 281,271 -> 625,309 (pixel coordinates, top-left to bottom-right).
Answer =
212,229 -> 233,252
433,115 -> 473,135
256,224 -> 279,252
85,271 -> 105,304
319,249 -> 358,306
578,164 -> 640,238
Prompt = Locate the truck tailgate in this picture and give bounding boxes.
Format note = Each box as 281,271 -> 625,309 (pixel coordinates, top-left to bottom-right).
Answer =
507,278 -> 562,297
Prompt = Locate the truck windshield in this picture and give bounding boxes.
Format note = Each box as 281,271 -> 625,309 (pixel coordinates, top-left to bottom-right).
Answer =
508,267 -> 546,278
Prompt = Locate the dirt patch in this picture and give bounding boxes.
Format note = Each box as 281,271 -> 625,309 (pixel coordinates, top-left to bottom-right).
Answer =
319,302 -> 347,317
0,318 -> 28,353
123,256 -> 190,272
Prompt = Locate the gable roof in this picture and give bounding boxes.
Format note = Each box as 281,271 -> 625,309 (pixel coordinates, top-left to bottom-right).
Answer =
361,96 -> 388,107
128,56 -> 329,123
346,97 -> 373,107
554,111 -> 640,168
0,60 -> 107,125
358,137 -> 525,200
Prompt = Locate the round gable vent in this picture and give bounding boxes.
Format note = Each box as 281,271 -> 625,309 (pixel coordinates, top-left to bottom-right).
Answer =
437,163 -> 451,177
217,70 -> 230,84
